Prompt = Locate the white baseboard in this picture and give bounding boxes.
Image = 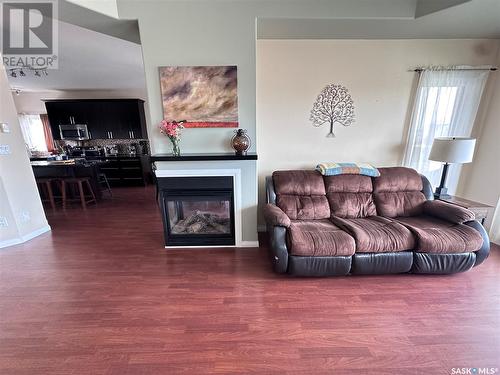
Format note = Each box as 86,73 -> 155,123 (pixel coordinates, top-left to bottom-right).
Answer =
0,238 -> 24,249
240,241 -> 260,248
164,240 -> 260,249
0,225 -> 51,249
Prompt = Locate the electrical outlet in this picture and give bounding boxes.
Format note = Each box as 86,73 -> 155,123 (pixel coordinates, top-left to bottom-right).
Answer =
0,217 -> 8,228
19,211 -> 30,223
0,144 -> 10,155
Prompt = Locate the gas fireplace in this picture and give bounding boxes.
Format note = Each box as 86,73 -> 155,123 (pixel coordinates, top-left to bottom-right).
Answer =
157,176 -> 235,246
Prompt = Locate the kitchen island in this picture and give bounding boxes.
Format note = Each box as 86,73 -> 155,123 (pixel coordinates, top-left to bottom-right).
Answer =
31,160 -> 103,200
31,154 -> 151,187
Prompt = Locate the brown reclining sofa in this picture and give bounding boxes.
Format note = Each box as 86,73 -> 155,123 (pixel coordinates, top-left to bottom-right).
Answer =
263,167 -> 490,276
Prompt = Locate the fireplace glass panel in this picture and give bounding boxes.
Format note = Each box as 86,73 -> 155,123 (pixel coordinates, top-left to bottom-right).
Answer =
167,199 -> 231,235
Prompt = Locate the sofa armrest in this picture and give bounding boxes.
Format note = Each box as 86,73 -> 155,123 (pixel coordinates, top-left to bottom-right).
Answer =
423,200 -> 475,224
263,204 -> 291,228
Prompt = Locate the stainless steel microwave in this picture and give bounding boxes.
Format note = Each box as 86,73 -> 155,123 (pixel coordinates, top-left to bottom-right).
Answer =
59,124 -> 89,141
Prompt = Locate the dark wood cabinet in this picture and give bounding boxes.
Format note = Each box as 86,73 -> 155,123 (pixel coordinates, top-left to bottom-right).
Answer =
44,99 -> 147,140
95,156 -> 150,186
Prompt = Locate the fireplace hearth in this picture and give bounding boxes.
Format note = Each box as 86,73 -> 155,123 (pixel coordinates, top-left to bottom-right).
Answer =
157,176 -> 235,246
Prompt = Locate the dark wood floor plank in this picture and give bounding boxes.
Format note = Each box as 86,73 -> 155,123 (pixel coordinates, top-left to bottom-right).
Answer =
0,186 -> 499,374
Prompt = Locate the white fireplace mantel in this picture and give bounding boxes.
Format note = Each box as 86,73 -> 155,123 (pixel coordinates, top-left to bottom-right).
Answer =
155,168 -> 256,248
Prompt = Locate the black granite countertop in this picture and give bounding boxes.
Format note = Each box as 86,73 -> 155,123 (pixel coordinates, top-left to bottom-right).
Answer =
30,154 -> 149,162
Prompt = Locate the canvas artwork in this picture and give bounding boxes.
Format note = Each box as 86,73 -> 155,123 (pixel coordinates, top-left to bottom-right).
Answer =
159,65 -> 239,128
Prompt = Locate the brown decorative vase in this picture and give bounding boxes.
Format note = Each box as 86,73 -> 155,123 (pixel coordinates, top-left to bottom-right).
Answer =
231,129 -> 251,155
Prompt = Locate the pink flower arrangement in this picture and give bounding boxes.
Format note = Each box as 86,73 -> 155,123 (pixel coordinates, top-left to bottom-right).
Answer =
159,120 -> 186,156
159,120 -> 185,140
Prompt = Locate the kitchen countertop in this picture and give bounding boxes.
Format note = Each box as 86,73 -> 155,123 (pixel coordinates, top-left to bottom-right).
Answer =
30,154 -> 149,162
31,160 -> 78,166
31,160 -> 103,200
31,160 -> 107,167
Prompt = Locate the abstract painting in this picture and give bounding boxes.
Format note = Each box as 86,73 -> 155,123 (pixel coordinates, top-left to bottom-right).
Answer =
159,65 -> 238,128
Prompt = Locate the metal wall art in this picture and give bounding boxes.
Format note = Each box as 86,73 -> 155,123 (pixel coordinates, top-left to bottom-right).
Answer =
310,84 -> 355,137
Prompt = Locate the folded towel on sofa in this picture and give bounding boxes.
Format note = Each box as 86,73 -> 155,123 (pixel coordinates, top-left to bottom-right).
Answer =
316,162 -> 380,177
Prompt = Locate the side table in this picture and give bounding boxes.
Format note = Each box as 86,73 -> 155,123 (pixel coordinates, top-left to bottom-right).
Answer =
436,195 -> 493,225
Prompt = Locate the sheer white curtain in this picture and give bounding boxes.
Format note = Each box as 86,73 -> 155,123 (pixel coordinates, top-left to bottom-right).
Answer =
403,68 -> 489,194
491,198 -> 500,244
18,114 -> 48,152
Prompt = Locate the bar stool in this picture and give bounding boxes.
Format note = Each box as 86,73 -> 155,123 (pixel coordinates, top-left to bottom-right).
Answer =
60,177 -> 96,209
98,173 -> 112,197
36,178 -> 57,210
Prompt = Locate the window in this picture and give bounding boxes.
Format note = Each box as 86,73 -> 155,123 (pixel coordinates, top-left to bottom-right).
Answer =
403,69 -> 489,194
18,114 -> 48,152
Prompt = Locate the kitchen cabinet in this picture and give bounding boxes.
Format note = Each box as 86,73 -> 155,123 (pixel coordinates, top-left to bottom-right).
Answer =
44,99 -> 147,140
91,155 -> 150,186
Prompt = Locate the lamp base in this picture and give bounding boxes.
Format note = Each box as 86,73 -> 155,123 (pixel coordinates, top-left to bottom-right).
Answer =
434,186 -> 451,199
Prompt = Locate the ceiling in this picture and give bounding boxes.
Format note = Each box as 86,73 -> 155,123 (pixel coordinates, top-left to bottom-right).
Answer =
258,0 -> 500,39
7,20 -> 147,92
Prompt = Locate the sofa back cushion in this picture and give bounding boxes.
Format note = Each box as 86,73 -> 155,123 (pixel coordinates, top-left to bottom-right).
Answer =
273,170 -> 330,220
324,174 -> 377,218
372,167 -> 426,218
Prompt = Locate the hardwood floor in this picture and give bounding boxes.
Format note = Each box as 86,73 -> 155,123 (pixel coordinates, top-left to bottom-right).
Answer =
0,186 -> 499,374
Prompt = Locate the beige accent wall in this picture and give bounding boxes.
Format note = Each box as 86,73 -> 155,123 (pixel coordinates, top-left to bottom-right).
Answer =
257,39 -> 500,225
458,48 -> 500,240
0,60 -> 50,248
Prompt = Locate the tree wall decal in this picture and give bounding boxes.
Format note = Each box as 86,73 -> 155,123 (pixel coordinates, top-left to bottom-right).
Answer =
310,84 -> 355,138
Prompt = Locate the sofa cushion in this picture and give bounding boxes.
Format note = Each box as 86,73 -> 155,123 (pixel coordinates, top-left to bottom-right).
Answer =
331,216 -> 415,253
273,171 -> 330,220
273,170 -> 326,195
397,215 -> 483,254
286,220 -> 355,257
324,174 -> 377,218
372,167 -> 426,218
276,195 -> 330,220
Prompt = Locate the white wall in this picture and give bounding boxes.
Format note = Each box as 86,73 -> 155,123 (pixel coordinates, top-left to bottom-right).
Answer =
257,39 -> 500,224
0,61 -> 50,248
458,48 -> 500,240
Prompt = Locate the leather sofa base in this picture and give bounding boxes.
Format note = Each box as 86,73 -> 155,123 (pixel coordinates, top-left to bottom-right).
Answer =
351,251 -> 413,275
287,256 -> 351,277
464,220 -> 490,267
411,252 -> 476,274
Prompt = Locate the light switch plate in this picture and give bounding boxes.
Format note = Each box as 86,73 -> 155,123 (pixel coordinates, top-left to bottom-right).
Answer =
19,211 -> 30,223
0,123 -> 10,133
0,144 -> 11,155
0,217 -> 8,228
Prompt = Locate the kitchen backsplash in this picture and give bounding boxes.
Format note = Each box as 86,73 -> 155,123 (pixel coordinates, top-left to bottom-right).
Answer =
55,138 -> 150,154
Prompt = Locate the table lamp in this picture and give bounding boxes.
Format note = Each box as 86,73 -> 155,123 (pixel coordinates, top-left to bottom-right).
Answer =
429,137 -> 476,198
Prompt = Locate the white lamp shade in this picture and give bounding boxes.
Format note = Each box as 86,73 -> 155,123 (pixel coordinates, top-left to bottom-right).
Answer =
429,137 -> 476,164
